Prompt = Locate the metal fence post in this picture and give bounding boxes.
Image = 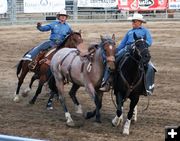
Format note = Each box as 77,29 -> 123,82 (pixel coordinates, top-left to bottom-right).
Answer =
73,0 -> 78,22
105,8 -> 107,22
10,0 -> 16,24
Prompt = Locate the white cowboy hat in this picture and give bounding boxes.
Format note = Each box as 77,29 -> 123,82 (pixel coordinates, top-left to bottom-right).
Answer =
128,13 -> 146,23
57,9 -> 68,17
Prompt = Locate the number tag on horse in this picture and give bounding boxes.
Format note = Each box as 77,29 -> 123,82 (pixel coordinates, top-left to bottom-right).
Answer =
87,62 -> 92,72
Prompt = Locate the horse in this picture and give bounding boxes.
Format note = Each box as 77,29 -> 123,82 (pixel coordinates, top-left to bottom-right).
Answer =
49,34 -> 116,126
14,31 -> 83,103
112,33 -> 151,135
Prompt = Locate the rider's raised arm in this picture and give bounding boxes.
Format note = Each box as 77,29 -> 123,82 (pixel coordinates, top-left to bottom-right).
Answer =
37,22 -> 54,32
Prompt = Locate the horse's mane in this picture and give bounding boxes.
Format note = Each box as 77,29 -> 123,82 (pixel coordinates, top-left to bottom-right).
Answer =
56,32 -> 81,50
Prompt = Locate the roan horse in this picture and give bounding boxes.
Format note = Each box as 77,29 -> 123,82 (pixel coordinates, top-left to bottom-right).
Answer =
112,33 -> 151,135
50,35 -> 116,126
14,31 -> 83,103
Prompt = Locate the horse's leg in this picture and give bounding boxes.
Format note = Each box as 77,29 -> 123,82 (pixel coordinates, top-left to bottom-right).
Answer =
46,90 -> 56,110
69,83 -> 82,114
132,105 -> 137,122
94,91 -> 103,123
86,91 -> 103,123
22,74 -> 39,97
86,90 -> 105,123
56,79 -> 74,126
29,75 -> 46,104
14,65 -> 29,102
46,74 -> 59,109
84,83 -> 97,120
112,92 -> 124,127
123,94 -> 140,135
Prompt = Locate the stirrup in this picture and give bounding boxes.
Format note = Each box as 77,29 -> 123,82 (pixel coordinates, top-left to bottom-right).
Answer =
146,90 -> 152,96
99,83 -> 110,92
28,61 -> 37,70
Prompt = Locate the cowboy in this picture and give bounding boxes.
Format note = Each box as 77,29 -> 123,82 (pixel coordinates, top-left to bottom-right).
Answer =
24,9 -> 72,67
100,13 -> 156,95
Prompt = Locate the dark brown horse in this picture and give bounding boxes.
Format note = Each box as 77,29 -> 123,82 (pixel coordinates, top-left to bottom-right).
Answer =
14,31 -> 83,103
49,35 -> 116,126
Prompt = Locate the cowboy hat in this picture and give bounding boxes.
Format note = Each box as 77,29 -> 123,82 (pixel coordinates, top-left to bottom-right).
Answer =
56,9 -> 68,17
128,13 -> 146,23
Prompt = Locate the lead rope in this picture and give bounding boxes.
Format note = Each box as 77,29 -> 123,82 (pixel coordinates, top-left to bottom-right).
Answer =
142,95 -> 150,112
110,88 -> 118,109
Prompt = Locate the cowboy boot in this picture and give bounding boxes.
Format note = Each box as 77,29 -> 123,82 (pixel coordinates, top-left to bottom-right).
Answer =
145,63 -> 156,95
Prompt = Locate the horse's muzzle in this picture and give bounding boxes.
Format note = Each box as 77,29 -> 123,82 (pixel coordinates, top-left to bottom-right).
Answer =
106,56 -> 115,71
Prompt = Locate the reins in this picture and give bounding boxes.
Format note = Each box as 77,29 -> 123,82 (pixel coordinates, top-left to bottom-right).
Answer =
110,89 -> 117,109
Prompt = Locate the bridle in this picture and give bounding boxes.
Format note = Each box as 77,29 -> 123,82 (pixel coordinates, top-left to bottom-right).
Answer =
100,39 -> 116,62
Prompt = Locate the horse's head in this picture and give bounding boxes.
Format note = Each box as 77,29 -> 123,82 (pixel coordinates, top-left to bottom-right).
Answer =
100,34 -> 116,71
130,33 -> 151,65
58,30 -> 83,49
69,30 -> 83,47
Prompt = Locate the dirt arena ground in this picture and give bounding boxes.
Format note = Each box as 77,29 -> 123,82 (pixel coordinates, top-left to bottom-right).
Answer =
0,21 -> 179,141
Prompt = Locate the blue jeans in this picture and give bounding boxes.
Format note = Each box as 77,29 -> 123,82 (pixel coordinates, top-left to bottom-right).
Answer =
115,45 -> 131,63
24,40 -> 55,60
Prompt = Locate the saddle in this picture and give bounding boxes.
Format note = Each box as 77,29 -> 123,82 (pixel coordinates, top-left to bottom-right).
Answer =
59,45 -> 98,84
28,48 -> 56,71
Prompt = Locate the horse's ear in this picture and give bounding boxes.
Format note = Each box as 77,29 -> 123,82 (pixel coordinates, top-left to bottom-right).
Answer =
79,30 -> 81,34
112,34 -> 115,41
100,35 -> 104,41
133,32 -> 138,40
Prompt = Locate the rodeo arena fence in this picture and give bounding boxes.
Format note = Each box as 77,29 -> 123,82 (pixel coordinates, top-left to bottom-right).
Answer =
0,0 -> 180,25
0,0 -> 180,140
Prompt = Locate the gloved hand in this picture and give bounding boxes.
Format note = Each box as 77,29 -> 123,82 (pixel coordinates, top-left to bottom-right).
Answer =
37,22 -> 42,27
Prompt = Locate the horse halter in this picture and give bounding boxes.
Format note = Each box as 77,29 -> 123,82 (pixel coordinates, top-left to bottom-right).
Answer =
101,39 -> 116,62
129,38 -> 149,65
69,32 -> 83,45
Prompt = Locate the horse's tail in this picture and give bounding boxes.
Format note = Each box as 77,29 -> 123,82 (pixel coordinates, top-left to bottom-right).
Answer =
48,74 -> 58,93
16,60 -> 23,78
16,49 -> 31,78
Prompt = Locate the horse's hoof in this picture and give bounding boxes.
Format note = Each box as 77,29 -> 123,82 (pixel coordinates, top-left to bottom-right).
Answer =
85,112 -> 95,119
46,102 -> 53,110
47,106 -> 53,110
122,129 -> 130,135
112,115 -> 123,127
66,121 -> 75,127
29,100 -> 35,105
75,104 -> 83,114
13,96 -> 20,103
21,92 -> 28,97
22,88 -> 31,97
95,119 -> 102,123
122,119 -> 131,135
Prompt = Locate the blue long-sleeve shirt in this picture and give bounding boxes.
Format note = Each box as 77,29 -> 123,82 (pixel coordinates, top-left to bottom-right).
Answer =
37,21 -> 72,44
116,26 -> 152,53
